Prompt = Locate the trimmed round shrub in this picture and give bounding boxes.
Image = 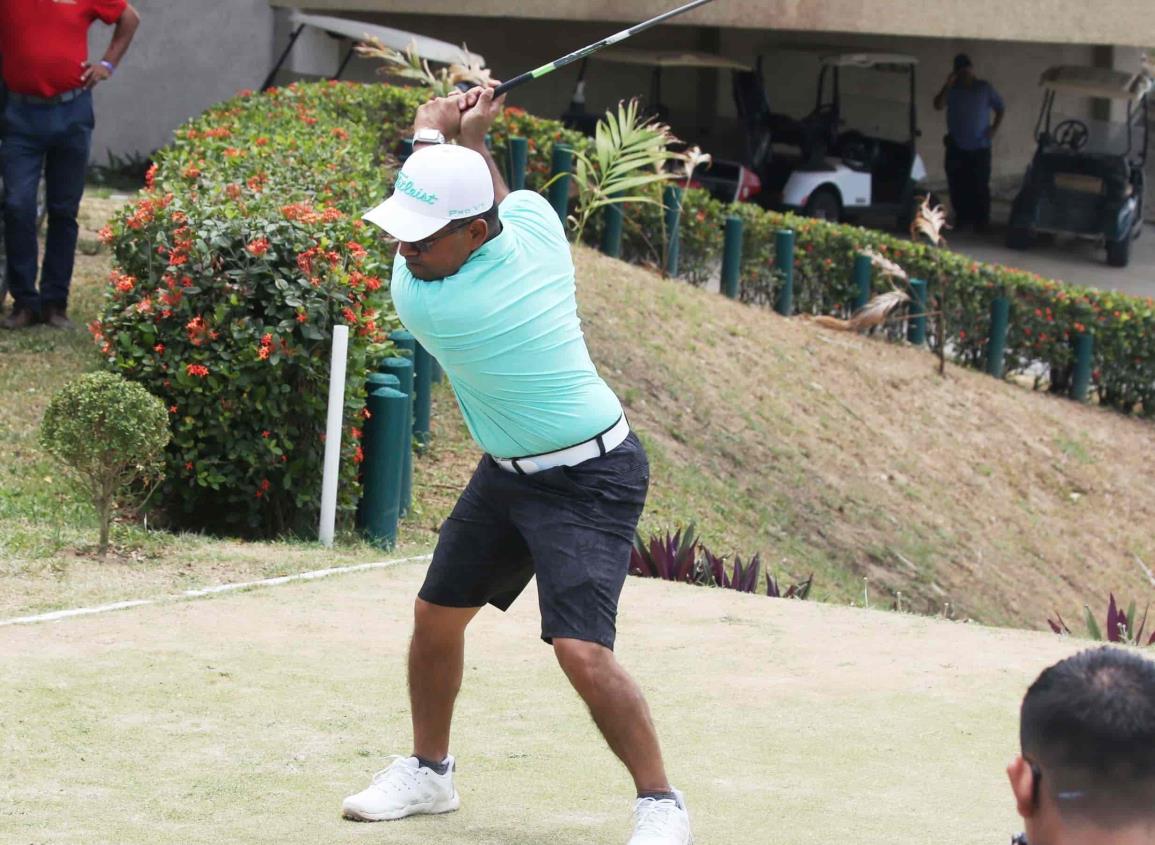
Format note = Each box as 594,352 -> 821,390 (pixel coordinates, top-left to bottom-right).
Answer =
40,372 -> 171,554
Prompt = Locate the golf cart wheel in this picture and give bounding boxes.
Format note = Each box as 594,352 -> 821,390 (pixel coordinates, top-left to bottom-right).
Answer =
1006,226 -> 1032,251
1106,234 -> 1131,268
804,187 -> 841,222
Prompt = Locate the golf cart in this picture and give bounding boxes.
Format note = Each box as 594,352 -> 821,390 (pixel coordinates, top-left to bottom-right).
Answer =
738,52 -> 929,224
1006,65 -> 1151,267
561,47 -> 765,204
263,11 -> 485,89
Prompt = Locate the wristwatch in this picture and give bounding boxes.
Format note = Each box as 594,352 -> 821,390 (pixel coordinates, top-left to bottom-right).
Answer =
412,128 -> 446,146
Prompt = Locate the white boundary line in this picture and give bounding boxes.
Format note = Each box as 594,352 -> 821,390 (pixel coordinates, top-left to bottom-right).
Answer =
0,554 -> 432,628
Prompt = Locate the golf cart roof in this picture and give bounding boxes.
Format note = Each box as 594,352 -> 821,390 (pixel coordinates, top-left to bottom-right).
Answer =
1039,65 -> 1152,102
821,52 -> 918,68
590,47 -> 752,71
287,11 -> 484,66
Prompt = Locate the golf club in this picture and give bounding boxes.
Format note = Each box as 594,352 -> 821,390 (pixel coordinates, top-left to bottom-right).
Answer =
492,0 -> 719,97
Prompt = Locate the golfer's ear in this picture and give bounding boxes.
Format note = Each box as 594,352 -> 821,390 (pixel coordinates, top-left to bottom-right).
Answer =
1007,756 -> 1036,819
468,218 -> 489,246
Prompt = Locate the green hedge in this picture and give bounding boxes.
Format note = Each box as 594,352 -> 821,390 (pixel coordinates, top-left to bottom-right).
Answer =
97,81 -> 1152,539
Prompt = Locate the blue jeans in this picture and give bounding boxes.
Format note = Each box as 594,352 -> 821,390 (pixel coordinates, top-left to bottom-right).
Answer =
1,91 -> 94,313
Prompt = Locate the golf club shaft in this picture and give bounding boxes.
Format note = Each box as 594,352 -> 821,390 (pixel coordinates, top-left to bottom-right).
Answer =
492,0 -> 717,97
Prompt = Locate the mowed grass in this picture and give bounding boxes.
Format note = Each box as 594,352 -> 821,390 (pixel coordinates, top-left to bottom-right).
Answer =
4,195 -> 1155,632
0,562 -> 1088,845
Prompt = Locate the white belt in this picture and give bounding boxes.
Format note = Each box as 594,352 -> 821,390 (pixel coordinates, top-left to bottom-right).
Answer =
494,416 -> 630,476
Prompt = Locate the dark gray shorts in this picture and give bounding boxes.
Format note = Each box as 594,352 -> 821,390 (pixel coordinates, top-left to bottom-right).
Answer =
419,432 -> 649,650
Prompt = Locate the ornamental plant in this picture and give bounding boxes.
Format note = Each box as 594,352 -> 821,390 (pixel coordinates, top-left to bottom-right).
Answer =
40,372 -> 170,555
1049,594 -> 1155,647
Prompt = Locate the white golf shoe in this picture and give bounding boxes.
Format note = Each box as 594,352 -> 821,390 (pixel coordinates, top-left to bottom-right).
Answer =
628,788 -> 693,844
341,755 -> 460,822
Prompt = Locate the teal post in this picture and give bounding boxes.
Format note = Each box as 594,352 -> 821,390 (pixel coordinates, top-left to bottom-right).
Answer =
774,229 -> 795,316
908,279 -> 928,345
365,371 -> 392,395
986,297 -> 1010,378
508,137 -> 528,192
430,358 -> 442,385
663,185 -> 682,277
379,357 -> 414,517
548,145 -> 573,224
853,253 -> 872,312
361,387 -> 408,549
389,328 -> 415,358
399,139 -> 414,163
1071,332 -> 1094,401
413,342 -> 433,450
601,202 -> 624,258
358,372 -> 399,529
721,215 -> 744,300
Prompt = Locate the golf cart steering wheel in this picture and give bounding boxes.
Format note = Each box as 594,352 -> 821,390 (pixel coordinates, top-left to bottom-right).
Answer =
1052,119 -> 1089,152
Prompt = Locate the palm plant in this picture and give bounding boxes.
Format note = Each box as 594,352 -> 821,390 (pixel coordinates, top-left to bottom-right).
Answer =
568,99 -> 683,244
354,38 -> 490,97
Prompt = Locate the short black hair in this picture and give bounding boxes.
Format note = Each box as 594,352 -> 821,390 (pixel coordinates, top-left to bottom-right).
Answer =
1021,646 -> 1155,824
953,53 -> 973,72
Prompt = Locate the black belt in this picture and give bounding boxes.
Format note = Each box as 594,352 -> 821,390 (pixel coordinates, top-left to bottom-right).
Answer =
8,89 -> 86,106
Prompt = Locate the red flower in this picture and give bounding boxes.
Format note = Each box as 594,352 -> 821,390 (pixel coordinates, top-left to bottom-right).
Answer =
353,446 -> 365,464
169,405 -> 178,414
182,165 -> 202,180
246,238 -> 270,257
186,364 -> 209,377
341,307 -> 357,323
185,461 -> 194,471
332,127 -> 349,140
262,430 -> 271,438
144,162 -> 158,189
296,311 -> 308,324
154,343 -> 166,354
260,333 -> 273,346
258,346 -> 271,361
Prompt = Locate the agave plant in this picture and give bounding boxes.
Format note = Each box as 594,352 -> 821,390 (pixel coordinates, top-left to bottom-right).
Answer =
767,573 -> 814,600
1049,594 -> 1155,647
569,99 -> 683,243
629,524 -> 702,584
355,38 -> 488,97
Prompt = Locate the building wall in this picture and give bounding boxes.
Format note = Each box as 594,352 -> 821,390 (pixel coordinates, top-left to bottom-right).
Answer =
86,0 -> 275,162
293,11 -> 1123,193
270,0 -> 1155,49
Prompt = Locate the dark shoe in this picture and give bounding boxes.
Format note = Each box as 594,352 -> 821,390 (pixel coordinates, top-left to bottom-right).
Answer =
42,304 -> 74,331
0,307 -> 39,330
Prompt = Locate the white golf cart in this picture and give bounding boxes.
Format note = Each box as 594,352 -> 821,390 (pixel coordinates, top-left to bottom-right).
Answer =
743,52 -> 929,224
263,11 -> 485,89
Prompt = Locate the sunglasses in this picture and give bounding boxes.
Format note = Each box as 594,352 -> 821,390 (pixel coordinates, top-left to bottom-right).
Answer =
391,218 -> 475,255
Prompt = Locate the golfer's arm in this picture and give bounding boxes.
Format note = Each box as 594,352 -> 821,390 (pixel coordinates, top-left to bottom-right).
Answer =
991,108 -> 1005,133
103,4 -> 141,68
933,85 -> 948,111
463,142 -> 510,206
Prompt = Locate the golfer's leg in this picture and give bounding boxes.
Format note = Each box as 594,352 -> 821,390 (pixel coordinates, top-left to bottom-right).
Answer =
409,598 -> 481,761
553,637 -> 670,794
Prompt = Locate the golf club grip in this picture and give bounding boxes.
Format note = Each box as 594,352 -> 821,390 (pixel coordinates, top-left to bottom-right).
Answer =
493,72 -> 534,98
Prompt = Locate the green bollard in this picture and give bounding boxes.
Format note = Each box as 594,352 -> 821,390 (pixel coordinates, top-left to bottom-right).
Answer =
379,357 -> 414,517
361,387 -> 408,549
430,358 -> 442,385
1071,332 -> 1094,402
853,253 -> 873,312
721,216 -> 744,300
986,296 -> 1010,379
774,229 -> 795,316
548,145 -> 573,225
601,202 -> 624,259
389,328 -> 415,358
413,342 -> 433,450
663,185 -> 683,277
508,137 -> 528,192
908,278 -> 928,345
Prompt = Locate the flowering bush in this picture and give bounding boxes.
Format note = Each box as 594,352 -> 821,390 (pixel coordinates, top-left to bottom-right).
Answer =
95,82 -> 415,535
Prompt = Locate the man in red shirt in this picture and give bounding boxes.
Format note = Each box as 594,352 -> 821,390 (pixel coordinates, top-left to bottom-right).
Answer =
0,0 -> 140,329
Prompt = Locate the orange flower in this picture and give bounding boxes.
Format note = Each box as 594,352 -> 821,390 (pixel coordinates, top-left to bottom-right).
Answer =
258,346 -> 271,361
154,343 -> 165,354
145,162 -> 158,189
353,446 -> 365,464
246,238 -> 270,257
186,364 -> 209,377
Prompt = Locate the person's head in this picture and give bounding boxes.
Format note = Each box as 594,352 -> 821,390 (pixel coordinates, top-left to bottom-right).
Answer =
954,53 -> 975,84
363,144 -> 497,281
1009,647 -> 1155,843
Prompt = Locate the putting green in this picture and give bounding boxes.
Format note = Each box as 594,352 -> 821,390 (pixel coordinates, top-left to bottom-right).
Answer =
1,561 -> 1083,844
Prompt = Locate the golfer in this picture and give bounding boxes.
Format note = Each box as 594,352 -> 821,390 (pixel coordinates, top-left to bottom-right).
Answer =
345,85 -> 693,845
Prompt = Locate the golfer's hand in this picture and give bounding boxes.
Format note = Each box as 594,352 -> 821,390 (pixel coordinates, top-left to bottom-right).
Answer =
414,96 -> 465,141
458,83 -> 506,150
81,62 -> 112,89
944,71 -> 958,89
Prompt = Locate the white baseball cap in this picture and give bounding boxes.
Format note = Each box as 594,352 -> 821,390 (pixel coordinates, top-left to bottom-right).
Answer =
362,144 -> 495,242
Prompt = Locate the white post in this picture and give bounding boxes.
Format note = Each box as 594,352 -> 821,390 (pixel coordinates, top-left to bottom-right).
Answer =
318,325 -> 350,547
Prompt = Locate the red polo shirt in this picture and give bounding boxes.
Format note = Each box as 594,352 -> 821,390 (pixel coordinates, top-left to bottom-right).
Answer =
0,0 -> 127,97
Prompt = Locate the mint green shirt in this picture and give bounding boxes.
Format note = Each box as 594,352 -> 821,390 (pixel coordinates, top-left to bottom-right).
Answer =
389,190 -> 622,459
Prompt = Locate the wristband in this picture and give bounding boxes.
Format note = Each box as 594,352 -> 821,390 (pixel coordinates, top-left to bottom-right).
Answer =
99,60 -> 116,75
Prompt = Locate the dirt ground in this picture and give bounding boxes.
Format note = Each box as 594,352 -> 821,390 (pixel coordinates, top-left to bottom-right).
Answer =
0,562 -> 1089,845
